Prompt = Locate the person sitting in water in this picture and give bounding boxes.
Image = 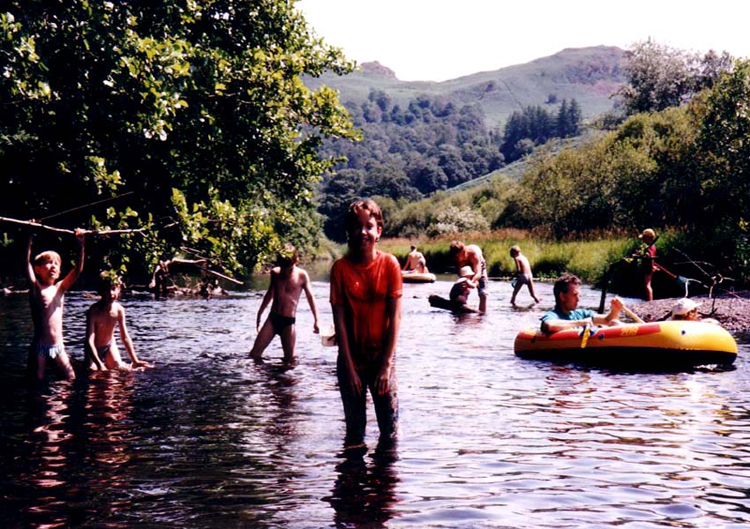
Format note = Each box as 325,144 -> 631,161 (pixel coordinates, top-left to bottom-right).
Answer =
449,266 -> 479,313
403,245 -> 428,274
86,272 -> 154,371
541,273 -> 623,333
669,298 -> 720,325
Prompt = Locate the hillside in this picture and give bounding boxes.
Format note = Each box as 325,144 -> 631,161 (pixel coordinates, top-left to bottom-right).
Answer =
304,46 -> 625,126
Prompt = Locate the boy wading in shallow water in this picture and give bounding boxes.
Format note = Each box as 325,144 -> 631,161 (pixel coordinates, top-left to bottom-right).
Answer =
330,199 -> 402,451
250,244 -> 321,365
86,273 -> 154,371
509,245 -> 540,305
26,228 -> 86,380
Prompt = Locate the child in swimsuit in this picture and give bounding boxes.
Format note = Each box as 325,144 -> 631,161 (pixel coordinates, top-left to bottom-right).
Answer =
26,227 -> 86,380
85,272 -> 153,371
509,245 -> 540,305
249,244 -> 321,365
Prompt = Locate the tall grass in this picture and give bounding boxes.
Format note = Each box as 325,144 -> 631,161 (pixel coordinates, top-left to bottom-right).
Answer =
377,231 -> 633,283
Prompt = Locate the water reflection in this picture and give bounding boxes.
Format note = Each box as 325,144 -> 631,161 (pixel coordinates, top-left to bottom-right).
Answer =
1,282 -> 750,528
326,443 -> 401,528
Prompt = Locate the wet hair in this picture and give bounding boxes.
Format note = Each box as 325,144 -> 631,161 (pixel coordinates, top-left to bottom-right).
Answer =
33,250 -> 61,268
98,271 -> 121,295
345,199 -> 384,235
448,241 -> 465,257
277,243 -> 299,268
509,245 -> 520,257
553,273 -> 581,307
411,245 -> 417,251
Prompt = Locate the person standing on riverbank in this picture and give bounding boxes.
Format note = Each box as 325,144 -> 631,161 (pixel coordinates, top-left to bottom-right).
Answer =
449,241 -> 488,312
330,199 -> 402,451
509,245 -> 540,306
26,228 -> 85,380
635,228 -> 657,301
541,273 -> 623,333
250,244 -> 321,366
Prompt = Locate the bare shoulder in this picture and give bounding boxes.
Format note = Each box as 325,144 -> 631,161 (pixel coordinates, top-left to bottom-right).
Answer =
88,300 -> 106,319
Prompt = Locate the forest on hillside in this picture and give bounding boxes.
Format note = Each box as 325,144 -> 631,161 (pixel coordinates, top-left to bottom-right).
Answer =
317,91 -> 583,240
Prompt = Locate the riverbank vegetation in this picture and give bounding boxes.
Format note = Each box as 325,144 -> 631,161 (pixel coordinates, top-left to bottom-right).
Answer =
376,54 -> 750,288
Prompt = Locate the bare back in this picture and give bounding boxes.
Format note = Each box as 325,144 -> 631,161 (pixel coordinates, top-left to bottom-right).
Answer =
457,244 -> 484,274
270,266 -> 308,318
515,254 -> 532,275
404,250 -> 423,270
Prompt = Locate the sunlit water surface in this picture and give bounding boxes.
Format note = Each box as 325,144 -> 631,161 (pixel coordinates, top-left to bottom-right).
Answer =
1,279 -> 749,528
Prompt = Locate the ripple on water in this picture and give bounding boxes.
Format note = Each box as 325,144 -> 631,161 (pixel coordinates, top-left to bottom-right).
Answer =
1,283 -> 750,527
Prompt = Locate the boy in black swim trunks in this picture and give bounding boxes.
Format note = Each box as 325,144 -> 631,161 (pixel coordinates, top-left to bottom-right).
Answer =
250,244 -> 321,365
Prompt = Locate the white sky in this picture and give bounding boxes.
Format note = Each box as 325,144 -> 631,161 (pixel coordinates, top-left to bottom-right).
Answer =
297,0 -> 750,82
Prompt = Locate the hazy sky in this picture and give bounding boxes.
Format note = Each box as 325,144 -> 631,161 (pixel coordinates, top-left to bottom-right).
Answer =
297,0 -> 750,82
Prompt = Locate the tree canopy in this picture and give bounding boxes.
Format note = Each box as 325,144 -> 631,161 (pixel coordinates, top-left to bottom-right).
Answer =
618,39 -> 734,115
0,1 -> 356,279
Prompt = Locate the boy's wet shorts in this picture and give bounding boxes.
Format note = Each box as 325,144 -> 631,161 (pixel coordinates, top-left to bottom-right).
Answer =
477,275 -> 489,297
36,343 -> 66,361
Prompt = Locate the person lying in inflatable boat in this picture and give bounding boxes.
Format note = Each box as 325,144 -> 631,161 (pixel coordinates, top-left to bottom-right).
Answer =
541,273 -> 623,333
669,298 -> 720,325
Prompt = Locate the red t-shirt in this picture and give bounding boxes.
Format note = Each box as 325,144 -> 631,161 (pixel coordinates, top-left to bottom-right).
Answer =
330,250 -> 403,368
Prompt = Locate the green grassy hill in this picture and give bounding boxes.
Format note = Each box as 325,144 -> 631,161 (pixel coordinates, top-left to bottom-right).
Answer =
305,46 -> 624,127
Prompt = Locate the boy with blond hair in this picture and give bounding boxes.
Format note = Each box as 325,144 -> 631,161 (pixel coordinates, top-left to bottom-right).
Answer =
509,245 -> 541,305
26,229 -> 85,380
86,272 -> 153,371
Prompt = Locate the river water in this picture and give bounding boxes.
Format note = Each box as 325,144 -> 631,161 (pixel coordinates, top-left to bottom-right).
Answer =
1,278 -> 749,528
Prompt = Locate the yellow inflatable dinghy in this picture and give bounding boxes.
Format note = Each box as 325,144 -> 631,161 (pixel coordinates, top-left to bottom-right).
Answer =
401,271 -> 436,283
514,320 -> 737,368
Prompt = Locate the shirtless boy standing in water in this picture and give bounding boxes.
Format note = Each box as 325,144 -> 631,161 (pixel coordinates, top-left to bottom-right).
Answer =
27,228 -> 85,380
86,273 -> 153,371
509,245 -> 541,305
250,244 -> 321,365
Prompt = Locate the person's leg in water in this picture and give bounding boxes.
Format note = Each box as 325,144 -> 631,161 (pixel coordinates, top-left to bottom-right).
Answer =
370,365 -> 398,448
526,280 -> 541,304
510,276 -> 523,305
337,355 -> 367,450
279,321 -> 297,366
250,316 -> 276,361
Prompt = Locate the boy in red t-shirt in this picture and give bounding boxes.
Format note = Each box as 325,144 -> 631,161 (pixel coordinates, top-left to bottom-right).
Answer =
330,199 -> 402,451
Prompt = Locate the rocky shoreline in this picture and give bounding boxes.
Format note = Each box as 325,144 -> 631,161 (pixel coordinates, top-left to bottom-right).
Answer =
628,292 -> 750,335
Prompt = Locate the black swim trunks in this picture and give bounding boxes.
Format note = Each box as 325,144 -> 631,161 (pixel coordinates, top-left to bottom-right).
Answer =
270,312 -> 296,335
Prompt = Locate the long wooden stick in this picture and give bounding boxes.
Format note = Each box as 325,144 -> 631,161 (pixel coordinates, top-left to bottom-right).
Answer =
201,267 -> 244,285
0,216 -> 147,235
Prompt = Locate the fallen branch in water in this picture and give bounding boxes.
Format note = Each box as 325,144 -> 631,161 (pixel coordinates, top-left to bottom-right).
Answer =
0,216 -> 148,235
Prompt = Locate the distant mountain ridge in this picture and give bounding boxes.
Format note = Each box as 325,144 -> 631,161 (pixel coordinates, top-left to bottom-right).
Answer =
305,45 -> 625,126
